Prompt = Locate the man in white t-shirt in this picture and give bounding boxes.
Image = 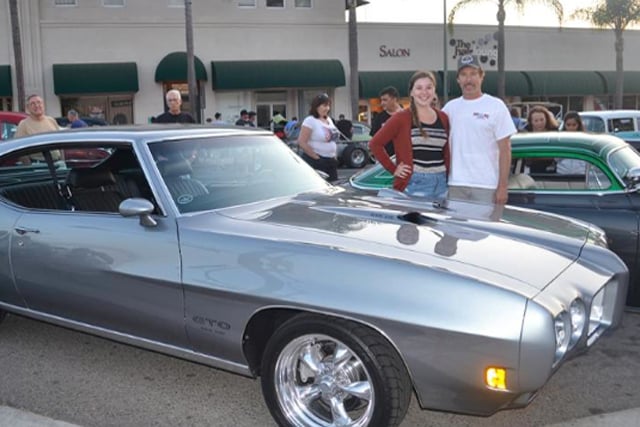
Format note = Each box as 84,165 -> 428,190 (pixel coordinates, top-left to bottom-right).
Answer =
442,55 -> 517,204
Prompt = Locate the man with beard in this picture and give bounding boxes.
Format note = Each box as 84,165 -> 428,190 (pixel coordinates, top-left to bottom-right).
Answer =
442,55 -> 516,205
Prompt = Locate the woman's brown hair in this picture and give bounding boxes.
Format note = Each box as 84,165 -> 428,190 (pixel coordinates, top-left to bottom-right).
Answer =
309,93 -> 330,118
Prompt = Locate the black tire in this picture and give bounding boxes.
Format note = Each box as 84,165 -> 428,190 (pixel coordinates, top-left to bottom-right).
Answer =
0,309 -> 6,324
261,313 -> 411,427
342,145 -> 368,169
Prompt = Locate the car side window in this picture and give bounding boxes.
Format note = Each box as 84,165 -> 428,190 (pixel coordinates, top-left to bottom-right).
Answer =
509,156 -> 611,191
0,144 -> 154,213
581,116 -> 605,133
610,118 -> 635,132
1,122 -> 18,140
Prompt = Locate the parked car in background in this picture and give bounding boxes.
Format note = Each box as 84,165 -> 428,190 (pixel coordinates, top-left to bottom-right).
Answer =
350,131 -> 640,308
284,121 -> 370,168
579,110 -> 640,150
350,121 -> 372,143
0,111 -> 28,141
0,126 -> 628,427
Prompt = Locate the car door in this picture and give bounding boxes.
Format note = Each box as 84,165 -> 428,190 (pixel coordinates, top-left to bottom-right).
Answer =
508,154 -> 639,280
5,144 -> 187,348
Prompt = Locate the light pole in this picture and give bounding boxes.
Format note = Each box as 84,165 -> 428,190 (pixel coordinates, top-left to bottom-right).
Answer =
442,0 -> 448,104
185,0 -> 200,123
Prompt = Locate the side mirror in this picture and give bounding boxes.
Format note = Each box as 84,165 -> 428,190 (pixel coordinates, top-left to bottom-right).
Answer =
119,198 -> 158,227
624,166 -> 640,190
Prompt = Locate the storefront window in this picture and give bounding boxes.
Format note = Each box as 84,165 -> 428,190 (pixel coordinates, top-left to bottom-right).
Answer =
60,94 -> 134,125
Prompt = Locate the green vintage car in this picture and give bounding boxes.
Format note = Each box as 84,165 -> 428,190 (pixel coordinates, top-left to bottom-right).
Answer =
350,131 -> 640,307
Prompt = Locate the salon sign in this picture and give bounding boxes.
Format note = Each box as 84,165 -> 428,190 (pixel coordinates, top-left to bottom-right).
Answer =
379,45 -> 411,58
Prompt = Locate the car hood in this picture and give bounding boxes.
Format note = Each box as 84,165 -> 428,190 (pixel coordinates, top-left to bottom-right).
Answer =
196,188 -> 596,293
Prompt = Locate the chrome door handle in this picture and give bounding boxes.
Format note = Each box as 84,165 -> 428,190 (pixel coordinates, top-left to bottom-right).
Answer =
14,226 -> 40,235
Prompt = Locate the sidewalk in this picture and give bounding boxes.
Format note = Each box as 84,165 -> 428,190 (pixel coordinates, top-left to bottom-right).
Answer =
0,406 -> 81,427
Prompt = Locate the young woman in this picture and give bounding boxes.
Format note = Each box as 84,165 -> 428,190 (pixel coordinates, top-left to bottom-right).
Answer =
562,111 -> 584,131
297,93 -> 340,182
525,105 -> 559,132
368,70 -> 450,199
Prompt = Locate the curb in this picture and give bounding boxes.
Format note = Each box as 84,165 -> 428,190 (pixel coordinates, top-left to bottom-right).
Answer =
0,406 -> 81,427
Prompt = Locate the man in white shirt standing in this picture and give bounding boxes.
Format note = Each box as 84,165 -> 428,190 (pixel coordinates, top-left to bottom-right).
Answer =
442,55 -> 516,204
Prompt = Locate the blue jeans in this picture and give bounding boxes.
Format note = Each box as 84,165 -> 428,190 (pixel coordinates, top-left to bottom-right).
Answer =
405,171 -> 448,199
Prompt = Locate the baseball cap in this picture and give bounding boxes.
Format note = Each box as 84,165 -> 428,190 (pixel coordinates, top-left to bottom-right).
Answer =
457,54 -> 481,72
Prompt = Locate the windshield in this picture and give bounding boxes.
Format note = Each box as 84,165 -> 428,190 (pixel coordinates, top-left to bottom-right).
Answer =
608,146 -> 640,180
149,134 -> 330,213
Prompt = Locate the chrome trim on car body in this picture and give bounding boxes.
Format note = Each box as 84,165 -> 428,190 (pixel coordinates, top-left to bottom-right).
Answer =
0,301 -> 253,377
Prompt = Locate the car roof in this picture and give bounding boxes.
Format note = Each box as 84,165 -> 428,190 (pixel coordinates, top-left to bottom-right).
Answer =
0,125 -> 275,150
579,110 -> 640,119
511,131 -> 630,157
0,111 -> 28,124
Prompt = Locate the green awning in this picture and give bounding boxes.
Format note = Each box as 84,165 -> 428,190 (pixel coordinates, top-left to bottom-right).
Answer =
0,65 -> 12,97
212,60 -> 345,90
359,71 -> 414,98
598,71 -> 640,94
155,52 -> 207,82
442,71 -> 532,98
523,71 -> 607,96
53,62 -> 139,95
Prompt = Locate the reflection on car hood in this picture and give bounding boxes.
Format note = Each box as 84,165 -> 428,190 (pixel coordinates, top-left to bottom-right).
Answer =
210,189 -> 593,292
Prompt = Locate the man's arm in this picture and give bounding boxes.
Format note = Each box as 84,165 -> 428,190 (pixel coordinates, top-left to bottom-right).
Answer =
495,136 -> 511,204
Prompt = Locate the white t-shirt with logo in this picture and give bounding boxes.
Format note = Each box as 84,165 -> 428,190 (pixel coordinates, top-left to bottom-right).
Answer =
301,115 -> 339,158
443,94 -> 516,189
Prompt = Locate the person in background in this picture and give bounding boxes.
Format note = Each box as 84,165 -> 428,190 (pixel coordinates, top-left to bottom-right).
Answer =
67,109 -> 88,128
523,105 -> 559,172
214,112 -> 225,124
336,113 -> 353,140
297,93 -> 340,182
370,86 -> 404,156
524,105 -> 558,132
154,89 -> 195,124
442,54 -> 516,204
562,111 -> 584,131
235,109 -> 251,126
284,116 -> 298,138
510,107 -> 526,132
556,111 -> 586,174
15,94 -> 63,164
369,70 -> 450,199
15,94 -> 59,138
248,111 -> 257,127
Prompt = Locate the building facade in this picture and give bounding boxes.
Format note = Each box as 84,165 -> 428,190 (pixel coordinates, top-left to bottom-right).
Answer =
1,0 -> 640,126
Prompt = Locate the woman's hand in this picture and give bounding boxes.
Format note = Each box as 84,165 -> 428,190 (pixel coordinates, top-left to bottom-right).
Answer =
394,162 -> 411,179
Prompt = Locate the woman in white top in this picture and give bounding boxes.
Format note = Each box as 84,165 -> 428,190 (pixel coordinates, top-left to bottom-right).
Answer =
298,93 -> 341,182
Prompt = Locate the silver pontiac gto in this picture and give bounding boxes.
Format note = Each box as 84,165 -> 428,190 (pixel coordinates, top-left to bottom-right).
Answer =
0,126 -> 628,427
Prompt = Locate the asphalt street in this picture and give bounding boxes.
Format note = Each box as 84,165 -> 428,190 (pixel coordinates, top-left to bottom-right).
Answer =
0,309 -> 639,427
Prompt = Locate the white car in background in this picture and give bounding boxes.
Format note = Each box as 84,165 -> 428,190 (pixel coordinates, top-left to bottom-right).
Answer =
579,110 -> 640,150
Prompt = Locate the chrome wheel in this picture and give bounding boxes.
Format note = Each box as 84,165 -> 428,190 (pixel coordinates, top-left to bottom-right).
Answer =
274,333 -> 374,427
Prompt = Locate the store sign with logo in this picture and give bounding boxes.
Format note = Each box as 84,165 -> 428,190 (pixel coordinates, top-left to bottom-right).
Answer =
449,32 -> 498,68
379,45 -> 411,58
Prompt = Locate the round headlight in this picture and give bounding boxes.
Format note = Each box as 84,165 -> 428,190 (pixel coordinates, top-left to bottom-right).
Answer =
569,299 -> 586,347
554,312 -> 571,363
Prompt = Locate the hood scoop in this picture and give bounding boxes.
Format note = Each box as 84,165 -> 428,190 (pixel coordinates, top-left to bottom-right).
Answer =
399,211 -> 438,225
